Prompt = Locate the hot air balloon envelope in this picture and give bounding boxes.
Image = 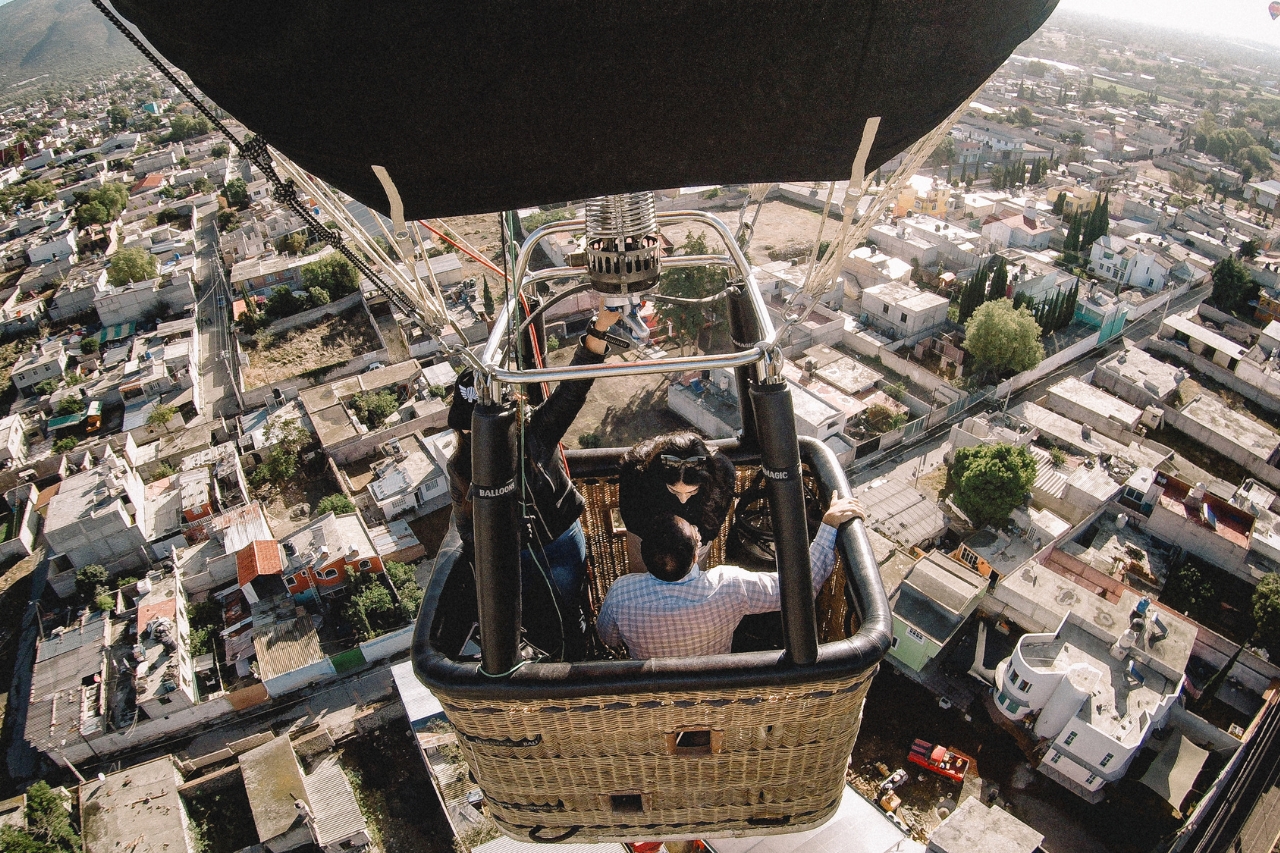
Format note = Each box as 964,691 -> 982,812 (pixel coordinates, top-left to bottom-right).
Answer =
112,0 -> 1058,218
1271,1 -> 1280,20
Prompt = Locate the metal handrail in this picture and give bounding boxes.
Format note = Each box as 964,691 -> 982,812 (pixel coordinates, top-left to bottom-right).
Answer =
479,210 -> 777,379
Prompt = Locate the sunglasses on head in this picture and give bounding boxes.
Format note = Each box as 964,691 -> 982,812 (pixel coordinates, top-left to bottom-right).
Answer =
659,454 -> 706,486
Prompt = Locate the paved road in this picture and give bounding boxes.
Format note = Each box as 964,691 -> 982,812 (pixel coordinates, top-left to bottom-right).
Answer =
193,209 -> 239,418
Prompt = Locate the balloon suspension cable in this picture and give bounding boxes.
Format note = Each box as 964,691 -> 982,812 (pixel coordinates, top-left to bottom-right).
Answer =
780,89 -> 984,338
735,183 -> 775,250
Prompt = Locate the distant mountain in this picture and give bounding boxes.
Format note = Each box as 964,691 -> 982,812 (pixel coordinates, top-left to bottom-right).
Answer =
0,0 -> 143,99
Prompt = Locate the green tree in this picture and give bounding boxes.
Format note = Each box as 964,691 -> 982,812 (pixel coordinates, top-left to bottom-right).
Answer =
344,576 -> 402,640
107,247 -> 158,287
654,232 -> 729,353
0,179 -> 57,215
211,142 -> 230,159
51,437 -> 78,454
1011,106 -> 1036,127
79,336 -> 99,355
251,419 -> 310,488
191,176 -> 214,194
949,443 -> 1038,528
1063,210 -> 1083,266
957,258 -> 990,324
1051,192 -> 1066,216
316,494 -> 356,515
277,232 -> 307,255
864,404 -> 909,434
164,113 -> 212,143
223,177 -> 249,209
986,256 -> 1009,302
1082,193 -> 1110,249
55,397 -> 85,416
1,782 -> 81,853
307,286 -> 330,307
927,136 -> 956,169
1163,560 -> 1218,620
75,564 -> 109,603
1210,256 -> 1259,315
155,208 -> 189,228
147,403 -> 176,428
482,278 -> 496,317
108,104 -> 130,129
216,208 -> 242,232
300,254 -> 358,300
1253,574 -> 1280,659
963,298 -> 1045,378
350,390 -> 399,429
73,183 -> 129,230
1239,239 -> 1261,261
386,560 -> 423,618
265,285 -> 304,320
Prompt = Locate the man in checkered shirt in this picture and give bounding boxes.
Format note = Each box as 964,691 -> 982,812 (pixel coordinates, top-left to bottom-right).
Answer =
596,497 -> 865,659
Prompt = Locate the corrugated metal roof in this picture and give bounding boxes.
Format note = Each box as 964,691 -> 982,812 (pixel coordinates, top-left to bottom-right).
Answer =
303,755 -> 368,847
853,478 -> 946,549
253,616 -> 324,681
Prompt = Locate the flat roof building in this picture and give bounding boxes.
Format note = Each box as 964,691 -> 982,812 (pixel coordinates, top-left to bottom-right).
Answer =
81,757 -> 194,853
1044,376 -> 1143,442
887,551 -> 986,673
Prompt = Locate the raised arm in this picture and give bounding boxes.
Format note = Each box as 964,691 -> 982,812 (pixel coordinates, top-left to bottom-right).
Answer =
526,301 -> 623,446
809,497 -> 866,594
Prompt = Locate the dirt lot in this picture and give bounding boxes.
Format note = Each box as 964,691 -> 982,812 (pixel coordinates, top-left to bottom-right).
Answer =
540,343 -> 692,450
242,304 -> 382,390
661,198 -> 835,267
435,213 -> 506,284
257,456 -> 343,538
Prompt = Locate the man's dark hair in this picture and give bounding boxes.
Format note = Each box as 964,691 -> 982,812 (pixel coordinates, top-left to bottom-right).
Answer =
640,515 -> 699,582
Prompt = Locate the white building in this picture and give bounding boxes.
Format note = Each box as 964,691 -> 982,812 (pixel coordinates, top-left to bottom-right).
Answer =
991,566 -> 1193,803
43,446 -> 152,594
26,225 -> 79,266
982,210 -> 1053,250
1088,235 -> 1171,292
10,340 -> 68,395
365,430 -> 458,519
861,281 -> 949,342
0,413 -> 28,465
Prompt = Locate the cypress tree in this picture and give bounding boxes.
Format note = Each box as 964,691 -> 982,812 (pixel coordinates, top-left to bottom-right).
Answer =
1063,211 -> 1082,266
987,257 -> 1009,302
959,260 -> 988,323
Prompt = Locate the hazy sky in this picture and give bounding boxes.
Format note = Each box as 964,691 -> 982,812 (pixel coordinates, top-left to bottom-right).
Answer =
1054,0 -> 1280,48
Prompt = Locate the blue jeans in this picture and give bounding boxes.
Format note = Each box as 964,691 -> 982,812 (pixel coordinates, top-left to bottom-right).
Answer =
520,520 -> 587,605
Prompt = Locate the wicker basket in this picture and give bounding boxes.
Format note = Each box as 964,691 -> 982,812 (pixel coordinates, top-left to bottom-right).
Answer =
414,439 -> 890,843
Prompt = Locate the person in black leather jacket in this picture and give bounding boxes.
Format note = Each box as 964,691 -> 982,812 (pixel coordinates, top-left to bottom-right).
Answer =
446,302 -> 623,638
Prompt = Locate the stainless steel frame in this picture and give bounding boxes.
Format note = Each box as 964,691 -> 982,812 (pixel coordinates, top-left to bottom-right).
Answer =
478,210 -> 777,384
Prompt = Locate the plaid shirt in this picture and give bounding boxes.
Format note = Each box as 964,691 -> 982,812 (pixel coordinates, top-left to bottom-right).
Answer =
596,524 -> 840,660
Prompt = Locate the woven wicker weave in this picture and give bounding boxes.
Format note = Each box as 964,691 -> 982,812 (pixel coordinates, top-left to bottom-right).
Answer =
441,671 -> 872,840
427,463 -> 876,842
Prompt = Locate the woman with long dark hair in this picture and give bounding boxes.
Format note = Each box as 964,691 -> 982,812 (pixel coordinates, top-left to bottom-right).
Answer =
618,430 -> 737,572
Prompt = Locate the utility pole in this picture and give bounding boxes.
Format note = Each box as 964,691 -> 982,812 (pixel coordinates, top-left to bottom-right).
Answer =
56,743 -> 87,783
